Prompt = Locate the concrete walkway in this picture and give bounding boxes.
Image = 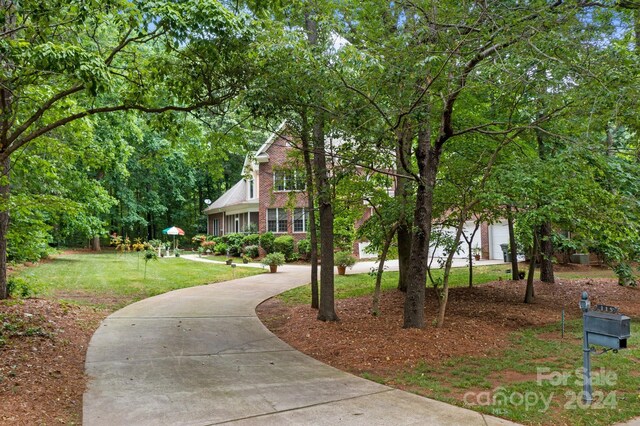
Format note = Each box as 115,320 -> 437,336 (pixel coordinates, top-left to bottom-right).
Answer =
83,259 -> 517,425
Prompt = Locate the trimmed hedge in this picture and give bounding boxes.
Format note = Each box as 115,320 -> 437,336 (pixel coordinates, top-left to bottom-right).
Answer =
274,235 -> 295,261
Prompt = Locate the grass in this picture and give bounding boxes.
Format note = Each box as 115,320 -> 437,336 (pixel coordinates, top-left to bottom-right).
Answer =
15,252 -> 263,309
275,261 -> 630,424
278,263 -> 615,305
384,320 -> 640,425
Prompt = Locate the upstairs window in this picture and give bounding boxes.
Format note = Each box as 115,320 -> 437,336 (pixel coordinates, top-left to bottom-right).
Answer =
273,170 -> 306,192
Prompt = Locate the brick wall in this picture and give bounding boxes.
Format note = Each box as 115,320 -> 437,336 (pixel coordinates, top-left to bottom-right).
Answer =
258,135 -> 307,237
480,221 -> 490,259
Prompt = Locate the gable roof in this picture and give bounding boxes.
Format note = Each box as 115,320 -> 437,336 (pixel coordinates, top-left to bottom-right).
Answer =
204,180 -> 248,213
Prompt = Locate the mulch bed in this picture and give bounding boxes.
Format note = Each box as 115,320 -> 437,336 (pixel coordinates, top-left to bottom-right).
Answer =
257,278 -> 640,375
0,299 -> 108,424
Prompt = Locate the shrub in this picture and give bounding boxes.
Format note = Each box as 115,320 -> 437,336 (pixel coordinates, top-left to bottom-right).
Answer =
148,239 -> 163,249
214,242 -> 228,255
243,245 -> 259,258
242,233 -> 260,246
298,238 -> 311,256
191,234 -> 207,246
334,251 -> 357,268
224,233 -> 246,256
259,232 -> 275,254
7,277 -> 42,298
261,252 -> 286,266
201,240 -> 216,251
274,235 -> 295,260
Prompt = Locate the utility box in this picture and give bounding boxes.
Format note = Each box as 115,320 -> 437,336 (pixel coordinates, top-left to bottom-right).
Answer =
584,310 -> 631,350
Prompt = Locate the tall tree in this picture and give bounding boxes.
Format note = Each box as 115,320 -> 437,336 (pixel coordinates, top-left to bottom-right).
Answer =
0,0 -> 250,298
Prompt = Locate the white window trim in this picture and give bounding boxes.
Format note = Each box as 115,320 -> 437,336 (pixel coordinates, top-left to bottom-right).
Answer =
293,208 -> 307,233
267,208 -> 288,233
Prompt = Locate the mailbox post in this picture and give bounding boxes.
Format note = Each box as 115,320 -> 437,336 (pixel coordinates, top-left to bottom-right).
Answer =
580,292 -> 592,404
580,291 -> 631,404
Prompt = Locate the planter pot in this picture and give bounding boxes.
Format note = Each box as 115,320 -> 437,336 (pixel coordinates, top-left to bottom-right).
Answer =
226,259 -> 233,265
269,264 -> 278,273
570,253 -> 590,265
243,259 -> 249,264
337,265 -> 346,275
474,254 -> 480,261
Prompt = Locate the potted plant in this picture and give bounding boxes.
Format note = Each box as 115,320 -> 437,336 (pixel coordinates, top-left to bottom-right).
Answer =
242,254 -> 250,264
472,245 -> 481,261
225,257 -> 233,265
262,252 -> 286,273
334,251 -> 356,275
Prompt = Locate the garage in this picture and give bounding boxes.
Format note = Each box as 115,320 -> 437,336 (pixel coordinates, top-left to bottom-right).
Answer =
489,221 -> 510,260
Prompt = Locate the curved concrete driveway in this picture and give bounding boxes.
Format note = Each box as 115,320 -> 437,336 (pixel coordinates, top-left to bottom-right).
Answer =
83,261 -> 517,425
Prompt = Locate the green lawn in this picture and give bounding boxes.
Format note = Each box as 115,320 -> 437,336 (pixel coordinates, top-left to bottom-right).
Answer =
278,263 -> 615,305
14,252 -> 263,309
377,320 -> 640,426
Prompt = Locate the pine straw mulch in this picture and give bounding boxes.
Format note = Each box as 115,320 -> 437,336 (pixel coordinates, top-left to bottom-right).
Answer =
257,277 -> 640,376
0,299 -> 108,425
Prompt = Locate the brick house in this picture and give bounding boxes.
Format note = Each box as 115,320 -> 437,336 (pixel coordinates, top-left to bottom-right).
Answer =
204,124 -> 510,260
204,122 -> 310,245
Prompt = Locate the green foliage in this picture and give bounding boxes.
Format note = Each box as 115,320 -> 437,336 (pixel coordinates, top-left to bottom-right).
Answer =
7,277 -> 42,299
259,232 -> 275,254
297,238 -> 310,256
143,249 -> 158,262
214,242 -> 228,255
273,235 -> 295,261
242,233 -> 260,246
147,239 -> 163,249
223,233 -> 245,256
261,252 -> 285,266
333,215 -> 356,252
334,251 -> 356,268
243,245 -> 259,258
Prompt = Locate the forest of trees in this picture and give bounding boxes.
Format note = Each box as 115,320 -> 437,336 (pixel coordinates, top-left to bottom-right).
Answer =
2,0 -> 640,327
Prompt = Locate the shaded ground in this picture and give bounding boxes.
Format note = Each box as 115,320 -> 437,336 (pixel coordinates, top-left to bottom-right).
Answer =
258,277 -> 640,376
0,298 -> 107,424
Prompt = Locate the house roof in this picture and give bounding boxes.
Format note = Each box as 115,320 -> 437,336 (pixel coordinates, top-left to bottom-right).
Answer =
204,121 -> 289,215
204,180 -> 248,213
256,120 -> 288,158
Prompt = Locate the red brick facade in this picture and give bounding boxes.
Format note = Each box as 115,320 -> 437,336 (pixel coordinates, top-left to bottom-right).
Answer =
257,135 -> 308,243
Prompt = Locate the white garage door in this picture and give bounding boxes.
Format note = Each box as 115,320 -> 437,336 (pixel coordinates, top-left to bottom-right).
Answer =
489,221 -> 510,260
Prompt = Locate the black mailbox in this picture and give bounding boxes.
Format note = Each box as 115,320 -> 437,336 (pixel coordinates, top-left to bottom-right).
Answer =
584,311 -> 631,350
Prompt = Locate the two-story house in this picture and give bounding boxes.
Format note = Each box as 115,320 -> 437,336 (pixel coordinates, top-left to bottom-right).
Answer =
204,125 -> 511,260
204,123 -> 310,243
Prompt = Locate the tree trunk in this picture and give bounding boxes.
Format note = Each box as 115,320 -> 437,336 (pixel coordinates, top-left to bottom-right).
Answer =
508,209 -> 519,280
0,157 -> 8,299
436,217 -> 465,327
372,226 -> 395,317
535,127 -> 554,283
395,128 -> 412,292
403,126 -> 439,329
305,10 -> 336,321
91,236 -> 101,251
539,221 -> 555,283
0,1 -> 14,299
462,220 -> 479,288
313,113 -> 338,322
301,113 -> 319,309
524,228 -> 538,304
